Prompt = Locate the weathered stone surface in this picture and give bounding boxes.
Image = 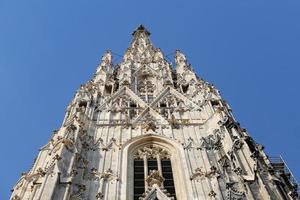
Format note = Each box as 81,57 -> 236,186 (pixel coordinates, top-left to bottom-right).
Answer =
10,25 -> 298,200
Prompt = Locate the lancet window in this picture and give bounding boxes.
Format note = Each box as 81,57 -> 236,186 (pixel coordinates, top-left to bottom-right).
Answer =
133,144 -> 176,200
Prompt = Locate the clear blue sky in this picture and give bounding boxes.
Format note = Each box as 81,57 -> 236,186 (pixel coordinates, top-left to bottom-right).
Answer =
0,0 -> 299,199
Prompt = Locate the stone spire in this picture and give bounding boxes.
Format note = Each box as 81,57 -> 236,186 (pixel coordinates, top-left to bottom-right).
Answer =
123,25 -> 156,63
92,50 -> 114,96
10,26 -> 299,200
95,50 -> 113,75
175,49 -> 189,74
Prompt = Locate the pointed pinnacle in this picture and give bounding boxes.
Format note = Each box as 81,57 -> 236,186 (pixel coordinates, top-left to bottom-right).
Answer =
132,24 -> 151,36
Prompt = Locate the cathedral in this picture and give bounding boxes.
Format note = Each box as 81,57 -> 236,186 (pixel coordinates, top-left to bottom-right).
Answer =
10,25 -> 299,200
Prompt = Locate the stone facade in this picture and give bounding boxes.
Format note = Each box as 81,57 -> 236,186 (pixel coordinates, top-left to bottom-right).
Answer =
10,25 -> 299,200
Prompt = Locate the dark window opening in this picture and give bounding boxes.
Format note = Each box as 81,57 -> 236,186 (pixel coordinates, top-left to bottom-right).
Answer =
130,102 -> 137,108
115,82 -> 119,91
134,159 -> 145,200
162,159 -> 176,199
211,100 -> 220,107
147,159 -> 158,173
79,101 -> 87,108
172,71 -> 178,89
129,102 -> 137,119
133,149 -> 176,200
105,85 -> 112,94
160,103 -> 167,107
182,84 -> 189,93
245,137 -> 256,153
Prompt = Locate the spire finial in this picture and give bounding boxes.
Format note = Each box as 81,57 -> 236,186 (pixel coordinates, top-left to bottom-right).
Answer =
132,24 -> 151,36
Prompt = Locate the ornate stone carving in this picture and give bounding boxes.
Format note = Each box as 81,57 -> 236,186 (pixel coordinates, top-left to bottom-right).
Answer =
134,145 -> 170,159
166,115 -> 177,129
175,50 -> 188,70
190,166 -> 220,181
199,133 -> 223,151
142,120 -> 157,132
74,154 -> 89,169
142,184 -> 174,200
226,182 -> 245,200
233,167 -> 243,176
208,190 -> 217,198
146,170 -> 165,187
218,154 -> 231,170
234,139 -> 244,150
91,168 -> 119,182
174,101 -> 188,113
96,50 -> 113,74
182,137 -> 194,150
11,195 -> 21,200
70,184 -> 86,200
96,192 -> 104,199
190,168 -> 205,180
77,81 -> 99,100
91,137 -> 122,151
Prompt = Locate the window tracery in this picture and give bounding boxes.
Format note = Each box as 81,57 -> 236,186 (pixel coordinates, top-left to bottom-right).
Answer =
133,144 -> 176,200
138,80 -> 155,103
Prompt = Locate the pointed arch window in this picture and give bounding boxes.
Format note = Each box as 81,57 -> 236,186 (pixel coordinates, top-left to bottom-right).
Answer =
133,144 -> 176,200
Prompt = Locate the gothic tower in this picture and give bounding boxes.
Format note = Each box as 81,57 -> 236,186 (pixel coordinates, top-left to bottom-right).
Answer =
10,25 -> 299,200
